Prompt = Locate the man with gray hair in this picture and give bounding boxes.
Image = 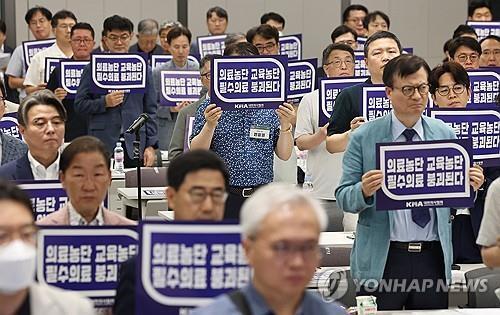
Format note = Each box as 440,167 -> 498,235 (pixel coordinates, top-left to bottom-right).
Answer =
129,18 -> 163,60
192,183 -> 347,315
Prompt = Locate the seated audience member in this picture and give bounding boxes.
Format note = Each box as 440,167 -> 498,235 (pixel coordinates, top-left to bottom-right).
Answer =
37,136 -> 135,225
468,0 -> 493,21
192,183 -> 347,315
442,38 -> 453,63
46,22 -> 95,141
479,35 -> 500,67
0,90 -> 66,180
169,54 -> 219,160
260,12 -> 285,34
190,42 -> 295,220
326,31 -> 402,153
113,149 -> 229,315
430,61 -> 495,263
477,178 -> 500,268
191,6 -> 229,59
364,10 -> 390,37
330,25 -> 358,50
224,33 -> 246,47
448,36 -> 482,70
158,20 -> 182,54
129,18 -> 163,61
343,4 -> 368,37
452,24 -> 478,40
295,43 -> 357,232
0,20 -> 18,102
0,79 -> 27,165
0,180 -> 94,314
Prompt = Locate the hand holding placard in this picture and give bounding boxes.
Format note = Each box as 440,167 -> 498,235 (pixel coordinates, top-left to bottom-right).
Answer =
276,102 -> 295,130
204,104 -> 222,130
105,90 -> 125,107
470,164 -> 485,191
361,169 -> 383,198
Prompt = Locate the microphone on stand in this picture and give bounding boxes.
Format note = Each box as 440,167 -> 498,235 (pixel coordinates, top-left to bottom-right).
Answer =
126,113 -> 150,134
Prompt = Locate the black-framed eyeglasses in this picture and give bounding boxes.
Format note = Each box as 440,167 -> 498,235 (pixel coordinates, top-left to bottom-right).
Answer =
255,42 -> 277,52
71,38 -> 94,44
187,187 -> 227,204
457,53 -> 479,63
200,72 -> 211,79
436,84 -> 466,97
395,84 -> 430,97
106,34 -> 131,42
324,58 -> 354,68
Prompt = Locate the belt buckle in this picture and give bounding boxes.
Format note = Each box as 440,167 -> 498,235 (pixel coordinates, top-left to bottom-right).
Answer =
242,188 -> 253,198
408,242 -> 422,252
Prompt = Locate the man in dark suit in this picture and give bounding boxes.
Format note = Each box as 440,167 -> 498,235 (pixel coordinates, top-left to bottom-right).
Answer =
128,19 -> 163,63
75,15 -> 158,167
0,80 -> 26,165
0,89 -> 66,180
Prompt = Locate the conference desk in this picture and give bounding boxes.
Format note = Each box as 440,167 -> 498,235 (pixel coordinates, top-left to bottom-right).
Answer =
116,186 -> 168,218
377,309 -> 499,315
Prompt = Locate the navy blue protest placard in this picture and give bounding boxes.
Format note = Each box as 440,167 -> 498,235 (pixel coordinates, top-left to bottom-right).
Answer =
197,35 -> 227,58
466,21 -> 500,41
16,180 -> 68,221
136,222 -> 251,314
0,112 -> 22,140
467,69 -> 499,107
354,51 -> 369,77
60,60 -> 89,98
357,37 -> 367,49
279,34 -> 302,61
211,55 -> 288,110
22,39 -> 56,69
160,71 -> 203,106
44,57 -> 61,83
91,53 -> 147,94
376,139 -> 474,210
151,55 -> 199,70
37,226 -> 138,308
430,108 -> 500,167
318,77 -> 366,126
287,58 -> 317,105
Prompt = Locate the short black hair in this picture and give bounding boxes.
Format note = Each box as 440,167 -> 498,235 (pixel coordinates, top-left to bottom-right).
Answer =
429,62 -> 470,95
18,90 -> 67,127
480,34 -> 500,45
246,24 -> 279,44
0,20 -> 6,35
224,42 -> 259,56
25,6 -> 52,24
103,15 -> 133,35
0,180 -> 35,219
199,54 -> 221,70
71,22 -> 95,39
60,136 -> 111,173
206,6 -> 228,21
322,43 -> 355,66
166,26 -> 192,44
363,11 -> 390,29
382,54 -> 431,88
448,36 -> 482,59
260,12 -> 285,28
330,25 -> 358,43
168,150 -> 229,190
468,0 -> 492,18
452,24 -> 477,39
51,10 -> 77,28
342,4 -> 368,23
364,31 -> 402,58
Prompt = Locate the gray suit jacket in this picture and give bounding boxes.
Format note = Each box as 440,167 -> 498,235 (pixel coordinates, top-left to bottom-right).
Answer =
0,132 -> 27,165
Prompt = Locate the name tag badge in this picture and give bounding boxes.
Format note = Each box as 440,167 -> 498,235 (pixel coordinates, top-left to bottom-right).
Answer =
249,125 -> 270,140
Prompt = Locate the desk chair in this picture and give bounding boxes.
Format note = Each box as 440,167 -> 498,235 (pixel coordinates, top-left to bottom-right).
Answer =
124,167 -> 168,219
465,267 -> 500,308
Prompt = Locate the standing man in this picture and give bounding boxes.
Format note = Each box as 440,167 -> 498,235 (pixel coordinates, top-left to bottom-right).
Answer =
326,31 -> 402,153
46,22 -> 95,141
191,6 -> 229,60
330,25 -> 358,51
336,55 -> 484,310
343,4 -> 368,37
448,36 -> 482,70
6,6 -> 52,101
364,11 -> 390,37
295,43 -> 356,231
260,12 -> 285,34
468,0 -> 493,21
75,15 -> 158,168
24,10 -> 76,94
479,35 -> 500,67
129,19 -> 163,61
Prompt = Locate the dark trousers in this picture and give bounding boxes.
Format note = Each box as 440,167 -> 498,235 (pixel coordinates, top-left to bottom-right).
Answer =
357,243 -> 448,310
224,192 -> 246,221
452,214 -> 482,263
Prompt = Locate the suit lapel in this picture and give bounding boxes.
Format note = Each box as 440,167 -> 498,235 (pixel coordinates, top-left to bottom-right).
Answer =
17,154 -> 34,180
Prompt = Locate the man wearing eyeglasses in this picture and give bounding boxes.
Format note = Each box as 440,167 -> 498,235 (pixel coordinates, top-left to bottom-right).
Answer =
0,89 -> 66,180
192,183 -> 347,315
24,10 -> 77,95
75,15 -> 159,168
46,22 -> 95,142
448,36 -> 482,70
336,55 -> 484,310
295,43 -> 357,231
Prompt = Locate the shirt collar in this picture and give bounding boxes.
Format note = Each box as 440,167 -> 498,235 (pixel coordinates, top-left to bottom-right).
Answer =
27,151 -> 60,180
243,282 -> 307,315
391,111 -> 424,141
68,202 -> 104,226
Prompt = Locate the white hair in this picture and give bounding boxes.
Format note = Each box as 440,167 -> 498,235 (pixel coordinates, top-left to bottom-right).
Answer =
240,183 -> 328,239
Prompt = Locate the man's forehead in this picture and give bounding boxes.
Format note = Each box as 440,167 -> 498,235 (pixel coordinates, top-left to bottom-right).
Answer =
328,49 -> 352,59
108,30 -> 131,36
72,29 -> 93,38
368,38 -> 398,50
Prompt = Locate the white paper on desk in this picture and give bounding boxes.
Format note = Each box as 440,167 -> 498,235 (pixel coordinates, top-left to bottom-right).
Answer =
0,53 -> 11,69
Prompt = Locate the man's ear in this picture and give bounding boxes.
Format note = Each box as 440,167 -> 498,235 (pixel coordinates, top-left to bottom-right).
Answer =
385,86 -> 393,101
166,186 -> 176,209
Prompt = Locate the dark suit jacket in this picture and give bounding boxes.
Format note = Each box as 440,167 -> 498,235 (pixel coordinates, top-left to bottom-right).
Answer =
113,256 -> 136,315
128,43 -> 164,65
1,132 -> 27,165
0,153 -> 34,180
74,63 -> 159,160
3,44 -> 19,103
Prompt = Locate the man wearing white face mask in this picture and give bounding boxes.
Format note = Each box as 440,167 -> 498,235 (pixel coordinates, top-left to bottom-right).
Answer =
0,180 -> 94,314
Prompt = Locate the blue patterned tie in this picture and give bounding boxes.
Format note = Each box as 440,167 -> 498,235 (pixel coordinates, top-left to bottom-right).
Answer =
402,128 -> 430,228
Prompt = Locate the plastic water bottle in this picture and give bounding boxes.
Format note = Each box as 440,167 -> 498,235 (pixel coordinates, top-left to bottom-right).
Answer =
113,142 -> 124,173
303,174 -> 313,192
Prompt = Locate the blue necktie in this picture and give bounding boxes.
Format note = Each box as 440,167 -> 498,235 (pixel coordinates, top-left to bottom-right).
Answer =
402,128 -> 430,228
